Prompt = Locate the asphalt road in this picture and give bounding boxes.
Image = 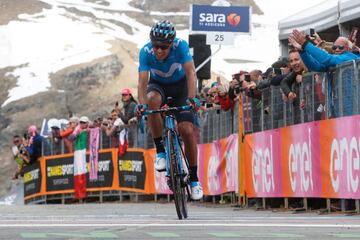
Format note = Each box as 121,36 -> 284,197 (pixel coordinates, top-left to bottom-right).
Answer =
0,202 -> 360,239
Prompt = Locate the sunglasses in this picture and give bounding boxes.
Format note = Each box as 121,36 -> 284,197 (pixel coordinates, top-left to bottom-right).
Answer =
152,43 -> 170,50
13,140 -> 20,144
332,45 -> 345,50
80,121 -> 87,124
122,94 -> 129,96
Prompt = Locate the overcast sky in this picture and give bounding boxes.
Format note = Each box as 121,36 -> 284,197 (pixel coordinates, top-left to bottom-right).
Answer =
255,0 -> 328,23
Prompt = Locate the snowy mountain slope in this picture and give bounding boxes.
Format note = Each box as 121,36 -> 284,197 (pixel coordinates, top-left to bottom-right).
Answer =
0,0 -> 325,107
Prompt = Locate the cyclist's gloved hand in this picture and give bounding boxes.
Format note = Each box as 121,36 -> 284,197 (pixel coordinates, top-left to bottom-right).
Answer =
186,97 -> 201,111
135,104 -> 148,117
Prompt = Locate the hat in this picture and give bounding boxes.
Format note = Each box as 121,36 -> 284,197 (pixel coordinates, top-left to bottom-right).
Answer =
121,88 -> 132,95
271,59 -> 288,69
79,116 -> 90,123
69,116 -> 79,123
263,67 -> 273,79
48,118 -> 61,129
210,82 -> 219,88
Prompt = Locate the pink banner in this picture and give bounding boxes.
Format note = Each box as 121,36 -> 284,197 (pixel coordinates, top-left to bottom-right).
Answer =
152,134 -> 239,195
320,115 -> 360,198
281,122 -> 322,197
244,129 -> 282,197
89,128 -> 99,180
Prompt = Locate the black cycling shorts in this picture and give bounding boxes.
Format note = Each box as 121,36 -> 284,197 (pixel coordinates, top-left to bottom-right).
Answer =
147,77 -> 195,123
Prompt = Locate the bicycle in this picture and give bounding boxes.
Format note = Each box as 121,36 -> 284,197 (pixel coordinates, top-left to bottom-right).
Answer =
143,104 -> 192,220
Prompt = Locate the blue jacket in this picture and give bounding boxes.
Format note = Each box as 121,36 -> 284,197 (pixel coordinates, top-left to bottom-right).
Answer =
300,41 -> 358,72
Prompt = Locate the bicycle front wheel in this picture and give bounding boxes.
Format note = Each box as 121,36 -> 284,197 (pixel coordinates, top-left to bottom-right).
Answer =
167,130 -> 187,219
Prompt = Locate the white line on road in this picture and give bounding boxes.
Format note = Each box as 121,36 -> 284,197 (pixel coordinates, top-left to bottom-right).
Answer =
1,223 -> 360,228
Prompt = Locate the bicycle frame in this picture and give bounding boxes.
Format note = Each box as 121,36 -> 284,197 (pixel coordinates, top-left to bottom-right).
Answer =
164,115 -> 185,177
142,105 -> 192,219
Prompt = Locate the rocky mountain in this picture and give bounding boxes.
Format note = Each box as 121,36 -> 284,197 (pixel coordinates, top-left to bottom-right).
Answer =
0,0 -> 262,197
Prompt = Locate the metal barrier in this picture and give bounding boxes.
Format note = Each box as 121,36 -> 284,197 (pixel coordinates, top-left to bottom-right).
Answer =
42,106 -> 238,155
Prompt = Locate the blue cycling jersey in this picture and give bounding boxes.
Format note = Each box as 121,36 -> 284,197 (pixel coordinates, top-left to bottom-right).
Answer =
138,38 -> 193,84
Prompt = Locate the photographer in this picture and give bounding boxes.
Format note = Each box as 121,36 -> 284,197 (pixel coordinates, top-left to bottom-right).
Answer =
11,135 -> 30,179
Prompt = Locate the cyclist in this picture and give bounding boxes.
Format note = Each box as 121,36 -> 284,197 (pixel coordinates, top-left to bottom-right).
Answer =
137,20 -> 203,200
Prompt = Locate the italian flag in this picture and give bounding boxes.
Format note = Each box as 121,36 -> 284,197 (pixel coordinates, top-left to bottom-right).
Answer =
74,131 -> 87,199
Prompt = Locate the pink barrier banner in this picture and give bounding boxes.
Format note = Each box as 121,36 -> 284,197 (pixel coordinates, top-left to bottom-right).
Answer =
244,129 -> 282,197
244,115 -> 360,199
151,134 -> 239,195
280,122 -> 322,197
320,115 -> 360,198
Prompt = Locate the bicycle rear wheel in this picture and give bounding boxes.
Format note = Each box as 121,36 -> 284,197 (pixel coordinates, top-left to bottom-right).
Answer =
167,130 -> 187,219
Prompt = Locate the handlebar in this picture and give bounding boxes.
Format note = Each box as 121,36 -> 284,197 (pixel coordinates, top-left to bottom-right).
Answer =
142,105 -> 193,116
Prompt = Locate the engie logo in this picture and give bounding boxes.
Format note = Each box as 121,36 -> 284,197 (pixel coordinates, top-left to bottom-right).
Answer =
227,13 -> 240,27
199,13 -> 240,27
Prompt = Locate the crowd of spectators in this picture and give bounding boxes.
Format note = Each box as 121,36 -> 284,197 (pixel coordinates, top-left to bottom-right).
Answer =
10,88 -> 138,179
11,29 -> 360,179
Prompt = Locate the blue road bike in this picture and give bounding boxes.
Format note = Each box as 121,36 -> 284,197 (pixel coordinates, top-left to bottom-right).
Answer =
143,104 -> 192,219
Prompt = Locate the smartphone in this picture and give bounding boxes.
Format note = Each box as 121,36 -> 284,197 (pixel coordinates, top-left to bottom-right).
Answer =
244,74 -> 251,82
349,27 -> 359,43
309,28 -> 315,37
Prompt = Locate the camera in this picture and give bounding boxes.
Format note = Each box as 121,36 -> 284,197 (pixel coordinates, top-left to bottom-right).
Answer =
244,74 -> 251,82
305,28 -> 315,37
206,103 -> 213,108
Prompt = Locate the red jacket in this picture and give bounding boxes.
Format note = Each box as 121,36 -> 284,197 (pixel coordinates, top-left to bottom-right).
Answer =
216,95 -> 235,111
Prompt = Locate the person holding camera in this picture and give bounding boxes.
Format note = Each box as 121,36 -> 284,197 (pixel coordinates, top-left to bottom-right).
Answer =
11,135 -> 30,180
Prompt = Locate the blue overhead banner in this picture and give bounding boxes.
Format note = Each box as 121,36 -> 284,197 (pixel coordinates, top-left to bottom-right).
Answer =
191,5 -> 250,33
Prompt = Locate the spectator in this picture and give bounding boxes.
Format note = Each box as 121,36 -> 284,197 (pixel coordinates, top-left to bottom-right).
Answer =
26,125 -> 43,164
119,88 -> 137,125
289,30 -> 358,72
102,109 -> 124,148
11,135 -> 29,179
280,50 -> 308,124
48,118 -> 63,155
280,49 -> 307,102
215,85 -> 235,112
60,116 -> 79,153
228,70 -> 248,101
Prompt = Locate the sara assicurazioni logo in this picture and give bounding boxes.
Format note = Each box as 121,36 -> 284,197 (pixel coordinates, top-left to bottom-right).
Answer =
198,12 -> 241,27
227,13 -> 240,27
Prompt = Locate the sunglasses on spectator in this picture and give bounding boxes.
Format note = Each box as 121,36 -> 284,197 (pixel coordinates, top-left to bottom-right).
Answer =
332,45 -> 345,50
80,121 -> 87,124
152,43 -> 170,50
13,140 -> 20,144
122,94 -> 129,96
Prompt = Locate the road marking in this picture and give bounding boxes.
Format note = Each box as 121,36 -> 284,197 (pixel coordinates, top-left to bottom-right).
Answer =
147,232 -> 179,237
2,223 -> 360,228
330,233 -> 360,238
209,232 -> 305,238
20,232 -> 117,238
